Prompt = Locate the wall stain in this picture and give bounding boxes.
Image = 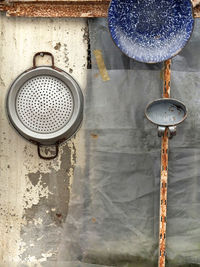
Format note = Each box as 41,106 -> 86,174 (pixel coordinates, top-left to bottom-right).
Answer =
0,76 -> 5,86
91,133 -> 98,139
54,42 -> 61,51
63,43 -> 69,68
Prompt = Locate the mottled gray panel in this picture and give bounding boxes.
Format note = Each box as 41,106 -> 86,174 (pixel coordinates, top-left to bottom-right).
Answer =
58,68 -> 200,266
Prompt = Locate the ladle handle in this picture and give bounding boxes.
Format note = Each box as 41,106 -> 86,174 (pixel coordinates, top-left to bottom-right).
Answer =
33,52 -> 55,68
158,59 -> 171,267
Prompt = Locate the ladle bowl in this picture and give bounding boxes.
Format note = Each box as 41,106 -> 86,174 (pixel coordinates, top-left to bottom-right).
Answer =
145,98 -> 187,127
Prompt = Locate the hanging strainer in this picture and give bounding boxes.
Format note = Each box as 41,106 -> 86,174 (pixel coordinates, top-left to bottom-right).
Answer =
6,52 -> 83,159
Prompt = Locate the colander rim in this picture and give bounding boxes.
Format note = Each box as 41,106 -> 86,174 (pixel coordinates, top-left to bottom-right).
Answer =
6,66 -> 83,145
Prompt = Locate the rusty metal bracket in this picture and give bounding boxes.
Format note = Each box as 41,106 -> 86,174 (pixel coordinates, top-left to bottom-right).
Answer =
0,0 -> 110,17
168,126 -> 176,139
0,0 -> 199,18
158,126 -> 177,139
158,59 -> 171,267
158,126 -> 166,138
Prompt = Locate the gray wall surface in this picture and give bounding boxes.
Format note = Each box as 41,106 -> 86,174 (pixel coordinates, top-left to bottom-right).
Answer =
0,14 -> 200,267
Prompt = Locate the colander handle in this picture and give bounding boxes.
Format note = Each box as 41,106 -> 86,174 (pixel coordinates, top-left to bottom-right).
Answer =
37,144 -> 59,160
33,52 -> 55,68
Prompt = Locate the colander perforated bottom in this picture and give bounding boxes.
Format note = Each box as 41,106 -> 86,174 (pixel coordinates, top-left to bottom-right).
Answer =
16,75 -> 73,134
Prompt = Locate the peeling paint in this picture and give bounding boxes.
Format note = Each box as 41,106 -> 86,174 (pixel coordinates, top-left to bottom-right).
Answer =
0,14 -> 87,263
23,175 -> 50,209
20,142 -> 76,261
67,139 -> 76,179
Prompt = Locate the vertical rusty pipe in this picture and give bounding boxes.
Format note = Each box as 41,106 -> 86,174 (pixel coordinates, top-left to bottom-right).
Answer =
158,59 -> 171,267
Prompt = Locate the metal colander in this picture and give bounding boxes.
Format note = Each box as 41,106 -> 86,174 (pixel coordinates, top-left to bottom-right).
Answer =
16,75 -> 73,134
6,52 -> 83,159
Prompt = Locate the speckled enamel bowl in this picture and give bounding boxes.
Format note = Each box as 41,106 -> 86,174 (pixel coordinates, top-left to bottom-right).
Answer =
108,0 -> 194,63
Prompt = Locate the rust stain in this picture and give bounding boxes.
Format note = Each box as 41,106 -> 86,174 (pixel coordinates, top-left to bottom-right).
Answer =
194,4 -> 200,17
0,1 -> 199,18
91,133 -> 98,139
0,1 -> 109,17
91,217 -> 96,223
163,59 -> 171,98
192,0 -> 200,8
94,73 -> 100,78
192,0 -> 200,17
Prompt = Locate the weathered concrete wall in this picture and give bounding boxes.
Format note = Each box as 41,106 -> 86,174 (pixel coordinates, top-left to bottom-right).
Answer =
0,15 -> 87,264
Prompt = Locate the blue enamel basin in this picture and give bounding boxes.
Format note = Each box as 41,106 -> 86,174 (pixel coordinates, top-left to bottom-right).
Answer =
108,0 -> 194,63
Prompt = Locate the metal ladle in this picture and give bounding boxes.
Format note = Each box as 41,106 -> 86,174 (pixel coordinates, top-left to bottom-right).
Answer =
145,60 -> 187,267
